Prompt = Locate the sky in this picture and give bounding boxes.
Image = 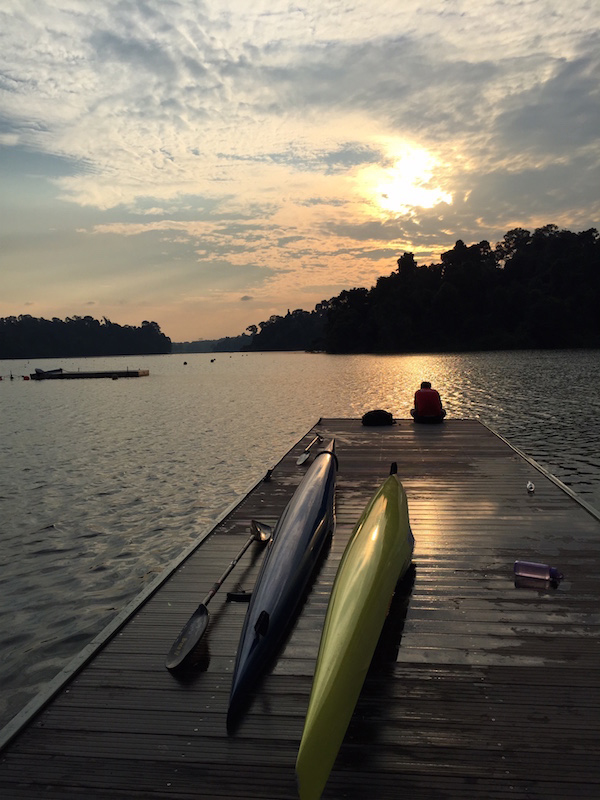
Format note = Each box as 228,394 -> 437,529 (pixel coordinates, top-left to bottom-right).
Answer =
1,1 -> 599,342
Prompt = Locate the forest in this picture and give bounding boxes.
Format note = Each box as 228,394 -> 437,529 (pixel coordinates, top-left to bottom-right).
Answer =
172,332 -> 253,353
2,225 -> 598,358
245,224 -> 600,353
0,315 -> 171,358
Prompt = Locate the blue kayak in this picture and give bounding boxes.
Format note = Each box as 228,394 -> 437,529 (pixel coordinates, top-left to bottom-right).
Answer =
227,439 -> 337,727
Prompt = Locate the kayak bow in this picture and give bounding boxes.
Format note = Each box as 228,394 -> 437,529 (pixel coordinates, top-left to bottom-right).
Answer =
227,439 -> 337,727
296,470 -> 414,800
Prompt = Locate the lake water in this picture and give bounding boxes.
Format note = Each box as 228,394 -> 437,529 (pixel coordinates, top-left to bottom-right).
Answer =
1,350 -> 599,731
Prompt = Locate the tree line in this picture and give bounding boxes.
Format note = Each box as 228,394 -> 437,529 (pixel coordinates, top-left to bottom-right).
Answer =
0,315 -> 171,358
245,224 -> 600,353
3,225 -> 598,358
172,333 -> 253,353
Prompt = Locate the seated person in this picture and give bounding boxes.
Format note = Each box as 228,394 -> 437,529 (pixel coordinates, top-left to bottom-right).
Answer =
410,381 -> 446,422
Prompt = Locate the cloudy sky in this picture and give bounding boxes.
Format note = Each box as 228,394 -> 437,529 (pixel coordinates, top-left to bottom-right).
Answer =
1,1 -> 599,341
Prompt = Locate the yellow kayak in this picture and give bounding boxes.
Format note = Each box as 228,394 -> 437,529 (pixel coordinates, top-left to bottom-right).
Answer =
295,470 -> 414,800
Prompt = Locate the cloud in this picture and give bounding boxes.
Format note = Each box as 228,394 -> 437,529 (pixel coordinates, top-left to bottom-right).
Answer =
217,142 -> 383,175
1,1 -> 599,339
494,51 -> 600,156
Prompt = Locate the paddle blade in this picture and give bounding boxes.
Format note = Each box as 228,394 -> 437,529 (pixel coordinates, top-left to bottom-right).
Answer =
296,434 -> 323,465
165,604 -> 209,670
250,519 -> 273,543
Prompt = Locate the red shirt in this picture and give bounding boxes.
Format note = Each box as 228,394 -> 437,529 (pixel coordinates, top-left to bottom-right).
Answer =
414,388 -> 443,417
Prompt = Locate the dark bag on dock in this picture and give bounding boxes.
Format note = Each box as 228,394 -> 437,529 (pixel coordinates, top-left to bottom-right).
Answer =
361,409 -> 395,426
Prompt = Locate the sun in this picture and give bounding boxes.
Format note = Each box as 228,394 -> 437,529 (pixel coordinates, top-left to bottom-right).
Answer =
359,144 -> 452,216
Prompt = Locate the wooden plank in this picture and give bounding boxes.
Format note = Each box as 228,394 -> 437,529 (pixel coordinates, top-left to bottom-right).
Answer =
1,419 -> 599,799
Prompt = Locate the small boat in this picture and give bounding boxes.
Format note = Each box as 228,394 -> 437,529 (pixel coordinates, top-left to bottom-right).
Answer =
227,439 -> 337,727
295,466 -> 414,800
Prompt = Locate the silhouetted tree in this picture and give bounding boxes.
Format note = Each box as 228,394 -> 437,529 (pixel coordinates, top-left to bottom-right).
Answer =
319,225 -> 600,353
0,316 -> 171,358
179,224 -> 600,354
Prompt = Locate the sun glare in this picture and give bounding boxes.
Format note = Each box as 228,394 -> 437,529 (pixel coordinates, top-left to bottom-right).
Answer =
360,145 -> 453,216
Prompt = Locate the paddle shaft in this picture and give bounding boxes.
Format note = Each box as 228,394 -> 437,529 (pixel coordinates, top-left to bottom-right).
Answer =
166,530 -> 269,670
201,534 -> 257,607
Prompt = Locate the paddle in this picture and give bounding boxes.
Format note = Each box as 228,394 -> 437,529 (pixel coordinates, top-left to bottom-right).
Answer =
296,435 -> 323,465
165,520 -> 272,671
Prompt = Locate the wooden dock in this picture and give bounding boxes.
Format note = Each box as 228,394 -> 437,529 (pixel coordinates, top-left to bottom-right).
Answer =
1,419 -> 599,799
30,368 -> 150,380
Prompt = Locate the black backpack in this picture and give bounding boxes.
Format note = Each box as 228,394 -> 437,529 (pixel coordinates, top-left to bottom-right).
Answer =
361,409 -> 395,426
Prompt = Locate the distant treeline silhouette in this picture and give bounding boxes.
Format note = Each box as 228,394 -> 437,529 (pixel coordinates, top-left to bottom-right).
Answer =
0,315 -> 171,358
172,333 -> 253,353
245,224 -> 600,353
